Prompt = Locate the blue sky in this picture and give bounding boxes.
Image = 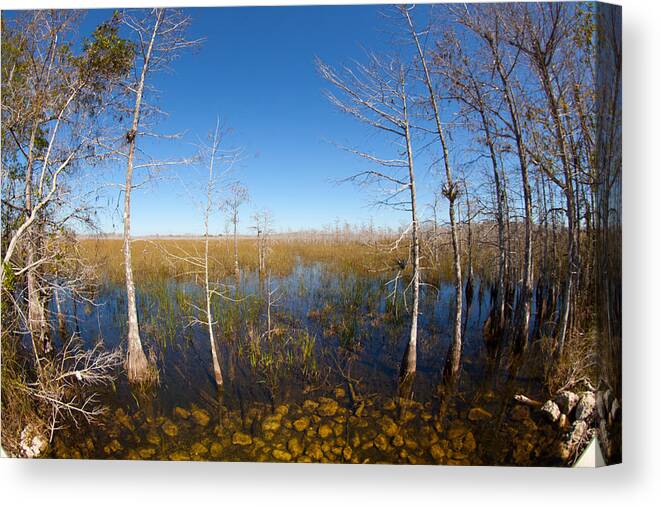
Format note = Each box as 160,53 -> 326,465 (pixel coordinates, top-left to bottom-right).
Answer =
29,5 -> 479,235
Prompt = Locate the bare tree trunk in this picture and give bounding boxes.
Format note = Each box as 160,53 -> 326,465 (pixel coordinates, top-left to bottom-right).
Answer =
53,284 -> 66,338
124,9 -> 163,384
401,84 -> 420,378
233,213 -> 239,279
540,69 -> 578,357
464,181 -> 474,304
266,273 -> 274,338
487,36 -> 533,355
26,239 -> 48,351
471,76 -> 507,338
403,9 -> 462,378
23,122 -> 50,354
204,124 -> 223,389
524,39 -> 578,357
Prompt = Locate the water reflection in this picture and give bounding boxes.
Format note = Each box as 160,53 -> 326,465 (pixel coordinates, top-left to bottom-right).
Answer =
46,258 -> 561,465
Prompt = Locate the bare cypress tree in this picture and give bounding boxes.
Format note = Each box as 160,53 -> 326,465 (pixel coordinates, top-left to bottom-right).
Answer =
120,8 -> 201,383
155,119 -> 241,390
401,7 -> 463,379
499,4 -> 582,355
224,182 -> 249,279
317,53 -> 421,378
203,120 -> 224,388
431,26 -> 509,342
454,4 -> 535,354
252,210 -> 273,276
121,9 -> 162,384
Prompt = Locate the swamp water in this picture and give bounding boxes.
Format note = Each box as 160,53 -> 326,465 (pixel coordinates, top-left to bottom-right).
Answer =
46,259 -> 566,465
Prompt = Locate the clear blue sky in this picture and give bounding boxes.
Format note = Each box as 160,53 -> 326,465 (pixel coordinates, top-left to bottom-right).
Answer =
73,6 -> 471,235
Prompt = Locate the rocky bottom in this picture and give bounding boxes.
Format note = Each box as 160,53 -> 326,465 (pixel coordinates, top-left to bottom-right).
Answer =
45,387 -> 595,465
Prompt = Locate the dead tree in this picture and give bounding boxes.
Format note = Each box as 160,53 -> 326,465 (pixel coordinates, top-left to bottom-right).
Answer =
431,25 -> 510,343
224,182 -> 249,279
155,119 -> 241,390
317,52 -> 421,378
401,6 -> 463,379
498,3 -> 586,355
252,210 -> 274,277
203,120 -> 224,388
454,4 -> 535,354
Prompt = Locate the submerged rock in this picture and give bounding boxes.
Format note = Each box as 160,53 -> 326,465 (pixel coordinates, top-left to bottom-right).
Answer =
374,433 -> 389,452
262,414 -> 282,432
232,432 -> 253,446
146,430 -> 162,446
306,442 -> 324,460
318,424 -> 333,439
510,404 -> 530,422
161,419 -> 179,438
512,438 -> 535,465
210,442 -> 223,458
275,404 -> 289,417
404,438 -> 418,451
169,450 -> 190,461
447,422 -> 468,440
191,407 -> 211,427
430,443 -> 446,463
380,416 -> 398,437
383,399 -> 396,411
174,407 -> 191,420
191,442 -> 209,457
272,449 -> 292,462
317,398 -> 339,417
302,400 -> 319,412
463,432 -> 477,452
293,416 -> 310,432
407,454 -> 423,465
468,407 -> 492,422
115,408 -> 135,432
287,437 -> 304,458
103,439 -> 123,455
138,447 -> 157,459
126,449 -> 141,460
342,446 -> 352,461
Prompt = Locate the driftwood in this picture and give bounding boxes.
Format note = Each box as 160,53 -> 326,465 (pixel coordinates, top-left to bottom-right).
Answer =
514,394 -> 543,408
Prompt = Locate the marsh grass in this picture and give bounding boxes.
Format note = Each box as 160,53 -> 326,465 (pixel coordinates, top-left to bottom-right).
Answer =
77,236 -> 462,285
73,235 -> 588,404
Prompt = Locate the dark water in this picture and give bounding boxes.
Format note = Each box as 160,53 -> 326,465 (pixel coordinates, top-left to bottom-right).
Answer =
46,259 -> 564,465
